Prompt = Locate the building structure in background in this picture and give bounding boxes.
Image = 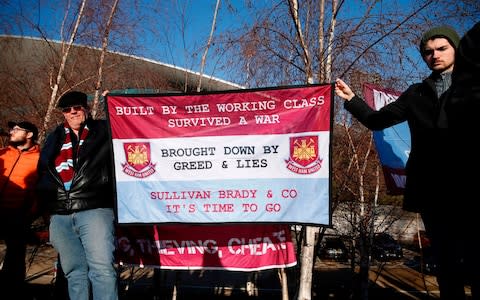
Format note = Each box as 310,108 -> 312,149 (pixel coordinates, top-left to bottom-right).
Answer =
0,35 -> 242,133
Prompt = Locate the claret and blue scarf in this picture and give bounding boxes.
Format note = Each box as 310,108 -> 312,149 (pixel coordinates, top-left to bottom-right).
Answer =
54,123 -> 89,190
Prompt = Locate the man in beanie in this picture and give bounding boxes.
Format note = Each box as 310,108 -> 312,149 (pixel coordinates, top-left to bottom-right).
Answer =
335,25 -> 468,299
0,120 -> 40,299
37,91 -> 118,300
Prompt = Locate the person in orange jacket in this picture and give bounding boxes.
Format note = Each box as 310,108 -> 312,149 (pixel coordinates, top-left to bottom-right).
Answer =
0,120 -> 40,298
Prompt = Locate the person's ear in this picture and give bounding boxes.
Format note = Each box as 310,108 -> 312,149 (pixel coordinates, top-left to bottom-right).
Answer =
26,131 -> 33,140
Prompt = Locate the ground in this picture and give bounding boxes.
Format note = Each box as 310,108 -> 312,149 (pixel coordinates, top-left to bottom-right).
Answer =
0,240 -> 473,299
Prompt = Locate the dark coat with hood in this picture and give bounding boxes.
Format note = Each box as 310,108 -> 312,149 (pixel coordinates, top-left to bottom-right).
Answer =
344,75 -> 450,213
37,118 -> 115,215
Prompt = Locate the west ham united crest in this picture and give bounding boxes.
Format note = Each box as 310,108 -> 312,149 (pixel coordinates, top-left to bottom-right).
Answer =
122,142 -> 156,178
285,135 -> 323,174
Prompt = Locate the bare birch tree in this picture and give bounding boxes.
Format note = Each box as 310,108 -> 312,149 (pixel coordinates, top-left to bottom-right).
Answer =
40,0 -> 87,143
341,120 -> 377,300
216,1 -> 479,299
287,0 -> 313,84
286,1 -> 318,299
1,1 -> 479,298
197,0 -> 221,92
91,0 -> 120,118
287,2 -> 315,299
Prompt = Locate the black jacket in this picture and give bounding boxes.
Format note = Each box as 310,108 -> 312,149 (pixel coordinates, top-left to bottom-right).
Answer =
344,76 -> 450,213
37,118 -> 115,214
444,22 -> 480,202
445,21 -> 480,130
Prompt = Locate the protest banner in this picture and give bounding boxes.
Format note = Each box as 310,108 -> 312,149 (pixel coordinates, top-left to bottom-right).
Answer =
106,84 -> 333,225
116,224 -> 297,270
363,83 -> 411,195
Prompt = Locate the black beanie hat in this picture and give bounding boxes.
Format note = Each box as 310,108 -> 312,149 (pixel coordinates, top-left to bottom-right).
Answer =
419,25 -> 460,54
57,91 -> 88,108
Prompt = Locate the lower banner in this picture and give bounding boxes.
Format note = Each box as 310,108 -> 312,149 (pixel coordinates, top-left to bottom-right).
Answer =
116,224 -> 297,271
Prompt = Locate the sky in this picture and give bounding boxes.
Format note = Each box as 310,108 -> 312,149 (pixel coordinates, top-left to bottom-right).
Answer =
0,0 -> 476,86
0,0 -> 257,83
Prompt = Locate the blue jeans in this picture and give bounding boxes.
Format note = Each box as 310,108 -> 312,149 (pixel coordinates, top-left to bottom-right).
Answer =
50,208 -> 118,300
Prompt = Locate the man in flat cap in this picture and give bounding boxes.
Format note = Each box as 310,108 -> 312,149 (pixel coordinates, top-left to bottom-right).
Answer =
0,120 -> 40,298
334,25 -> 470,299
37,91 -> 118,300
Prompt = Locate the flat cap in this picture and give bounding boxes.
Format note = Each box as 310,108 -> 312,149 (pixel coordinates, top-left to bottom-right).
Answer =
57,91 -> 88,108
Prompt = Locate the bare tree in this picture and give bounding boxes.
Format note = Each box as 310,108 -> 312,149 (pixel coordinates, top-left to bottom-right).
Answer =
342,120 -> 377,300
41,0 -> 87,143
216,1 -> 478,298
218,0 -> 478,87
2,1 -> 479,298
287,0 -> 313,84
91,0 -> 120,118
197,0 -> 221,92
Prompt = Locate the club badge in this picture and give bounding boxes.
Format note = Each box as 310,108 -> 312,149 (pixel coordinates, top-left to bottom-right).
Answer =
285,135 -> 322,174
122,142 -> 156,178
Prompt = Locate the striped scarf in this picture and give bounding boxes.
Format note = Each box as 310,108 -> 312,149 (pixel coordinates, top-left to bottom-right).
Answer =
54,123 -> 89,190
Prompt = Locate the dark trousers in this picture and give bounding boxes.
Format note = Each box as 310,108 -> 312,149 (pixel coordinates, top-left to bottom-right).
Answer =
0,214 -> 29,299
422,209 -> 479,300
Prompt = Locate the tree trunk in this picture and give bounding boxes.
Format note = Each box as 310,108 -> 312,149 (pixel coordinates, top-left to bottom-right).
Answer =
197,0 -> 221,92
92,0 -> 119,119
279,268 -> 289,300
287,0 -> 313,84
40,0 -> 87,143
297,226 -> 319,300
324,0 -> 338,82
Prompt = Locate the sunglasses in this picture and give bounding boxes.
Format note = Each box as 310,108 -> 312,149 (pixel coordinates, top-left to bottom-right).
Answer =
62,105 -> 84,113
10,127 -> 28,133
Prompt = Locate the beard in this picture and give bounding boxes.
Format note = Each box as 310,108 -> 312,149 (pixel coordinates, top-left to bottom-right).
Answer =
9,139 -> 27,147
